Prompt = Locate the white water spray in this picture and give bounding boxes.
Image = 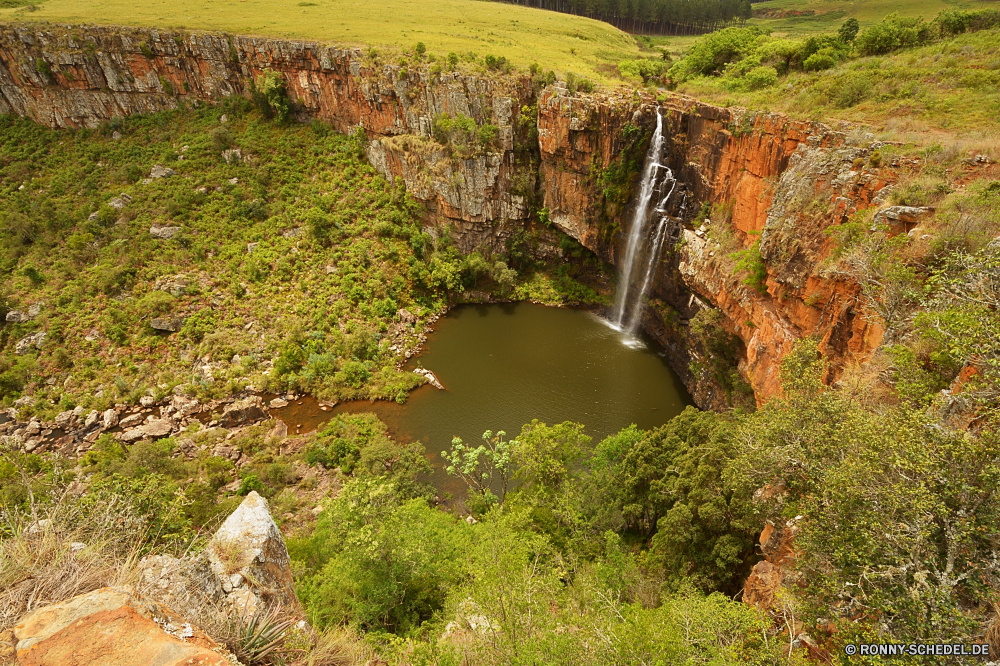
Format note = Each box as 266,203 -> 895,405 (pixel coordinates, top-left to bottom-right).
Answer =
611,109 -> 679,334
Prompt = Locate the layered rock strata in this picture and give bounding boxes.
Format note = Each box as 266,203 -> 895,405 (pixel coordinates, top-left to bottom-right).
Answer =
0,23 -> 532,250
0,23 -> 900,403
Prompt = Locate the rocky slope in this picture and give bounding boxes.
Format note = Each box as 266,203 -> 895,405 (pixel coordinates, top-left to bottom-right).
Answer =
7,491 -> 301,666
0,23 -> 901,405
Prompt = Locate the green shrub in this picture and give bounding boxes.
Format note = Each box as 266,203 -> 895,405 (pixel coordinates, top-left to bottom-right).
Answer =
803,52 -> 835,72
832,72 -> 873,108
855,13 -> 933,56
743,65 -> 777,90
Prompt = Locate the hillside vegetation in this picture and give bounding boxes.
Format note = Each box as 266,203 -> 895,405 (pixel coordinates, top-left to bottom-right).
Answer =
664,9 -> 1000,139
0,98 -> 602,419
0,0 -> 640,82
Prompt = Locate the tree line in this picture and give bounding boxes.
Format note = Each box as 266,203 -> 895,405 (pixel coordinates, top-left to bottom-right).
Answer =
490,0 -> 753,36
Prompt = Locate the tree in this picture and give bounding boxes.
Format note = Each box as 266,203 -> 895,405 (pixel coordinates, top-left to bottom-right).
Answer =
838,17 -> 860,42
442,430 -> 515,510
253,68 -> 290,123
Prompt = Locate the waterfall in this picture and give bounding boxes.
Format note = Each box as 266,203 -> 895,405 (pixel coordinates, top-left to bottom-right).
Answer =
611,109 -> 680,335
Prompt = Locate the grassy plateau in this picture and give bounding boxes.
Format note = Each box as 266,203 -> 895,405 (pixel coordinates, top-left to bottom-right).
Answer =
0,0 -> 641,82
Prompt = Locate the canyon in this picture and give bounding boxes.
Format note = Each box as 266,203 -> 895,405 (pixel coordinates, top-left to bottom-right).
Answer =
0,23 -> 893,407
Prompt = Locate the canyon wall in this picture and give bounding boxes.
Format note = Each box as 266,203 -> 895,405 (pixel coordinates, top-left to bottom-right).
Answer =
538,86 -> 891,403
0,23 -> 892,405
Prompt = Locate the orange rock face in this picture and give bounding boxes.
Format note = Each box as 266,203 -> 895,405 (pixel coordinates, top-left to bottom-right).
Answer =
538,87 -> 893,403
13,587 -> 230,666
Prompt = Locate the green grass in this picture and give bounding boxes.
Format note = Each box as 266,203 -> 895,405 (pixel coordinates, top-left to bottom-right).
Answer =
0,0 -> 641,82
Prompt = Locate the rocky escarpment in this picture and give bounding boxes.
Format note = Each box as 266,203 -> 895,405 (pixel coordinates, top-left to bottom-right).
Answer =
0,23 -> 534,252
0,22 -> 899,405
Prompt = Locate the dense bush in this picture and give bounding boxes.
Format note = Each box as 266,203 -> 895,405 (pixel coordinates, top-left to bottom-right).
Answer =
855,13 -> 934,55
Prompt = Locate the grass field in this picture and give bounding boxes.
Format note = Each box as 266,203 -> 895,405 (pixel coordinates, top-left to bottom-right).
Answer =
0,0 -> 641,81
748,0 -> 992,37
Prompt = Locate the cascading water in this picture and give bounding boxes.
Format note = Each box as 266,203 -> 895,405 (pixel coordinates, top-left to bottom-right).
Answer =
611,109 -> 684,335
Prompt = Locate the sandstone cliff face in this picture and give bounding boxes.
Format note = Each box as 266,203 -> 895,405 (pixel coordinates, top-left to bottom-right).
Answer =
0,22 -> 895,404
538,87 -> 893,402
0,23 -> 533,249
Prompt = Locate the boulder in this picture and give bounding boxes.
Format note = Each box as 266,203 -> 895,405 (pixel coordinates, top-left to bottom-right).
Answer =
6,309 -> 31,323
150,317 -> 184,332
872,205 -> 931,234
149,165 -> 175,179
207,491 -> 300,613
119,413 -> 144,429
53,411 -> 75,429
221,148 -> 241,164
108,193 -> 132,209
219,396 -> 265,427
268,398 -> 288,409
12,587 -> 229,666
84,328 -> 101,342
142,419 -> 174,439
102,408 -> 119,429
150,226 -> 182,240
14,332 -> 46,355
118,429 -> 147,444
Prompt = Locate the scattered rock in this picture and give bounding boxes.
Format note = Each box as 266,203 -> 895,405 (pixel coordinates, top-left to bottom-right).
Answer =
102,409 -> 119,429
14,332 -> 46,355
12,587 -> 230,666
267,419 -> 288,441
219,114 -> 228,123
227,177 -> 239,185
219,396 -> 266,428
5,310 -> 31,323
268,398 -> 288,409
139,395 -> 156,408
397,308 -> 416,324
149,165 -> 175,179
150,317 -> 184,332
111,130 -> 122,140
413,368 -> 444,390
149,226 -> 182,240
83,328 -> 101,342
246,242 -> 258,253
221,148 -> 241,164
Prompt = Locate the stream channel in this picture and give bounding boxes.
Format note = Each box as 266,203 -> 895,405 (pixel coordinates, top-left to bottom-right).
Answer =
270,302 -> 692,494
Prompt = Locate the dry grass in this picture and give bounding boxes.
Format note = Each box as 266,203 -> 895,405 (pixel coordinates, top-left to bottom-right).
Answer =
303,626 -> 375,666
0,496 -> 149,632
211,538 -> 253,576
